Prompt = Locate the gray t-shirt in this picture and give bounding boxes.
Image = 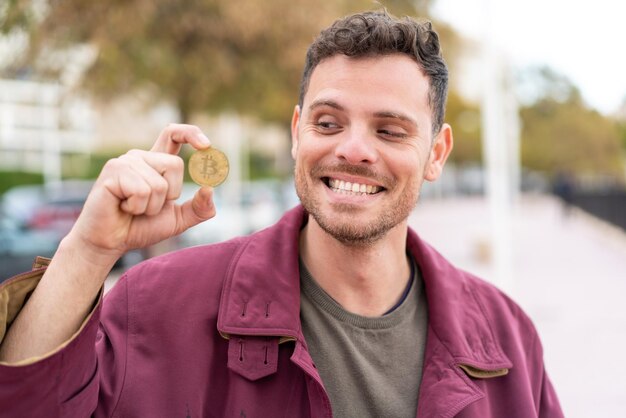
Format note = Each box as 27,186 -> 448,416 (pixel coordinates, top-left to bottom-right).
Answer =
300,258 -> 428,418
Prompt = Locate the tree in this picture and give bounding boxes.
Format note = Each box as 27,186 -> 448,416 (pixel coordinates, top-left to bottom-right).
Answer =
445,90 -> 482,164
615,96 -> 626,151
519,67 -> 624,179
2,0 -> 439,124
0,0 -> 38,35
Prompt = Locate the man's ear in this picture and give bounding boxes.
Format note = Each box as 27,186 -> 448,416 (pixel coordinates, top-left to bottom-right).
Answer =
290,105 -> 301,159
424,123 -> 453,182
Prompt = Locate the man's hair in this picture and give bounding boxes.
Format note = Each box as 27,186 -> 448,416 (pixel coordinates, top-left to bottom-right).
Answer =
298,10 -> 448,135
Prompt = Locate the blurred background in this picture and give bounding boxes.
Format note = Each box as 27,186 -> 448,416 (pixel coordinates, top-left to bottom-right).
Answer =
1,0 -> 625,416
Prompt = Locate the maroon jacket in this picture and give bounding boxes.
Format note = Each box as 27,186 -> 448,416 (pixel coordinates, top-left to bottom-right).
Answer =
0,205 -> 563,417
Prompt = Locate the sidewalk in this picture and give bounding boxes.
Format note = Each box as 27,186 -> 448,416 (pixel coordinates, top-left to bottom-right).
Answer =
409,194 -> 626,418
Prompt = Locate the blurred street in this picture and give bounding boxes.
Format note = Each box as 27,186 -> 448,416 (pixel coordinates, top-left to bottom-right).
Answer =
410,194 -> 626,418
104,193 -> 626,416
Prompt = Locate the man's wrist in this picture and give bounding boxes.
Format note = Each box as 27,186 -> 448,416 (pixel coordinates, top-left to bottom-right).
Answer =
57,232 -> 122,273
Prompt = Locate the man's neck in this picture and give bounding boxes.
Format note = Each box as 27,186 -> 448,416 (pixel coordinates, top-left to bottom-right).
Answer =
299,216 -> 411,317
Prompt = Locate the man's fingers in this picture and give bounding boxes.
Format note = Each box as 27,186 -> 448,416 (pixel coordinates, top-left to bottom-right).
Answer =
127,164 -> 168,216
126,150 -> 184,199
151,123 -> 211,155
178,187 -> 216,232
102,150 -> 185,215
118,173 -> 152,215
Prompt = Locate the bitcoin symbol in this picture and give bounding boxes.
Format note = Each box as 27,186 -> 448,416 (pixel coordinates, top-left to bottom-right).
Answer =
188,148 -> 229,187
201,155 -> 217,179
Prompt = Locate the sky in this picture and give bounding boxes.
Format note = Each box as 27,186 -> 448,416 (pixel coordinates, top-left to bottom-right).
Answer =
432,0 -> 626,115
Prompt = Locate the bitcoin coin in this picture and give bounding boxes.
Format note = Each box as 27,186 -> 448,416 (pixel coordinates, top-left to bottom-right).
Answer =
188,148 -> 229,187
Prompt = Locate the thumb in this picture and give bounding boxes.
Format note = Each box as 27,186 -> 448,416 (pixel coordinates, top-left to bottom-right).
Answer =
178,186 -> 216,232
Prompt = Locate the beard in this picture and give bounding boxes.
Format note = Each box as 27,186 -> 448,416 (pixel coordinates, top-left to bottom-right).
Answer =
294,161 -> 421,247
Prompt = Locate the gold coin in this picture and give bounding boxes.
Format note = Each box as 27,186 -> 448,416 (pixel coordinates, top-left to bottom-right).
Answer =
188,148 -> 229,187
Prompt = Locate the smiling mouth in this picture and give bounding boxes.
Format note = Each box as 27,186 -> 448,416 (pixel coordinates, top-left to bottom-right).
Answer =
323,177 -> 384,196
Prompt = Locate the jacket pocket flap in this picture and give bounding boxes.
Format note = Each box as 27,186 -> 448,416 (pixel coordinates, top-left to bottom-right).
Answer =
227,336 -> 279,381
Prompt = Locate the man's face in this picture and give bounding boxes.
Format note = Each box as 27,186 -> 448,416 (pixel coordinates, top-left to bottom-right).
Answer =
292,54 -> 451,246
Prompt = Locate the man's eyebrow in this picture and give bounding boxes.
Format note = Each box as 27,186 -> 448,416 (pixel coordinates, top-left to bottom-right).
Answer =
373,111 -> 418,128
308,99 -> 344,112
307,101 -> 419,130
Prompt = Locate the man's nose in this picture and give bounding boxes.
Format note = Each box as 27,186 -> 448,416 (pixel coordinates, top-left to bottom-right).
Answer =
334,127 -> 378,164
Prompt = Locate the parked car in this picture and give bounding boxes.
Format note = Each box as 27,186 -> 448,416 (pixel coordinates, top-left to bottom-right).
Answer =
176,180 -> 290,248
175,184 -> 246,247
1,179 -> 300,281
0,181 -> 95,282
0,180 -> 154,282
0,216 -> 60,281
2,181 -> 92,230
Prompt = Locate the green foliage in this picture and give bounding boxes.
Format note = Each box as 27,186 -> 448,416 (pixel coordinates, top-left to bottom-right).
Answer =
618,121 -> 626,150
519,67 -> 624,178
0,0 -> 36,34
4,0 -> 474,177
445,91 -> 482,164
79,152 -> 119,179
520,99 -> 624,177
0,171 -> 43,195
517,66 -> 582,106
6,0 -> 436,125
248,150 -> 278,180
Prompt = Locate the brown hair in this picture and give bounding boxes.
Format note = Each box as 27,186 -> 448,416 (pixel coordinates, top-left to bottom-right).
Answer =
299,10 -> 448,135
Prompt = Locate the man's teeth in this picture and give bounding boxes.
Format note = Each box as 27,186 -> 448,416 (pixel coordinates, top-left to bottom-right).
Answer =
328,178 -> 380,195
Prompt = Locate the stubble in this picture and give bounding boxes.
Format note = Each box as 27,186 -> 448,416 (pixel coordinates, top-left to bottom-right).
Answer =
294,162 -> 421,247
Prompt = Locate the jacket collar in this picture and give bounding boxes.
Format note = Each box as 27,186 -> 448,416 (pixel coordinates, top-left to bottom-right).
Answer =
217,205 -> 304,341
217,204 -> 512,372
407,227 -> 512,416
407,228 -> 512,373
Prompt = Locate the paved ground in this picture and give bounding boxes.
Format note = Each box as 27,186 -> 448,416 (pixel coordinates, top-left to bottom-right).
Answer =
410,194 -> 626,418
106,193 -> 626,416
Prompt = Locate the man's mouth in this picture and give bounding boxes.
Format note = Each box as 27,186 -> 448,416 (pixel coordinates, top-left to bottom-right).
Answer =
324,177 -> 383,196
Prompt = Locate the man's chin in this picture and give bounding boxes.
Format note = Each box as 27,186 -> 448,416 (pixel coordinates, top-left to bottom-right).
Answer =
327,201 -> 369,213
313,213 -> 390,247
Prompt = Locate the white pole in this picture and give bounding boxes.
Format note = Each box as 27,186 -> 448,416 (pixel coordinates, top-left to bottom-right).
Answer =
41,83 -> 62,186
481,0 -> 516,292
0,83 -> 14,150
219,113 -> 244,235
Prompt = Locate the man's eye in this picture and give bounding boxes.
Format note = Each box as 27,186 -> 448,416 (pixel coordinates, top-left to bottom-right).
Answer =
378,129 -> 407,138
316,121 -> 339,129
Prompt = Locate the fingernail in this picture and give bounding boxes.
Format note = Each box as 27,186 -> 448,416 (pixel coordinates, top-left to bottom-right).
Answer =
198,133 -> 211,146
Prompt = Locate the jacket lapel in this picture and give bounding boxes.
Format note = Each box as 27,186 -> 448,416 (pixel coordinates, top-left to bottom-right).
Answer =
216,206 -> 330,413
407,229 -> 513,417
417,327 -> 485,417
217,205 -> 306,340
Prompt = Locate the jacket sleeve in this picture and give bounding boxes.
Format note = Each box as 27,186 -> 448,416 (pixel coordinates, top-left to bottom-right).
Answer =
537,366 -> 564,418
0,263 -> 129,418
528,331 -> 564,418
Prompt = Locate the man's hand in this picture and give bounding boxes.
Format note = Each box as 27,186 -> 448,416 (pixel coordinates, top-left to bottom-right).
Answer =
67,124 -> 217,266
0,124 -> 217,363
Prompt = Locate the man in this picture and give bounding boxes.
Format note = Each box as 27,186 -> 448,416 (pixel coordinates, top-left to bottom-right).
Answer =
0,10 -> 563,418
